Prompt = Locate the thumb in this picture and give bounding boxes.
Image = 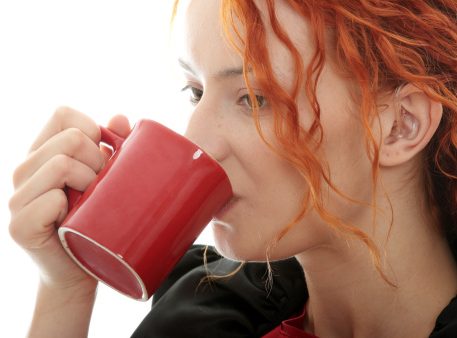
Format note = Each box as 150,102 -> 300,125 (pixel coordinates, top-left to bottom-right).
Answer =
106,114 -> 131,138
100,114 -> 131,161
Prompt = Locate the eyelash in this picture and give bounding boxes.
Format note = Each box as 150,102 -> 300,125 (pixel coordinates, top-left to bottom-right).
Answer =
181,85 -> 203,105
181,85 -> 267,111
238,94 -> 267,110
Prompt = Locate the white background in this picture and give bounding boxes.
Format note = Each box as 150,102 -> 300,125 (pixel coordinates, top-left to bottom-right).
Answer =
0,1 -> 214,337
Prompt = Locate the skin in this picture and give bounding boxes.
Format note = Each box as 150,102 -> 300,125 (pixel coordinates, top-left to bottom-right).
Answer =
8,0 -> 457,337
9,108 -> 131,337
177,0 -> 457,337
177,0 -> 363,262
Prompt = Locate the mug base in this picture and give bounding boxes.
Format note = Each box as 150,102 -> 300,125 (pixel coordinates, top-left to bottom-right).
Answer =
58,227 -> 148,301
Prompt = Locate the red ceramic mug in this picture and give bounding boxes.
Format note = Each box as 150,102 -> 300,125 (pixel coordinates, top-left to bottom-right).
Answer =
58,119 -> 232,301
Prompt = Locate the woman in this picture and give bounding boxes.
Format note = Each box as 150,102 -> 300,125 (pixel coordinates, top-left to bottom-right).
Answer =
9,0 -> 457,337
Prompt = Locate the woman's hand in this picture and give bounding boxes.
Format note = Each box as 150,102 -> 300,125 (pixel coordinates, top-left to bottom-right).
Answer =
8,107 -> 131,337
9,106 -> 131,290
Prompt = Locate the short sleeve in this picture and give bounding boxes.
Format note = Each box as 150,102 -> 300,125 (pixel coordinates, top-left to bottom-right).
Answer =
131,245 -> 307,338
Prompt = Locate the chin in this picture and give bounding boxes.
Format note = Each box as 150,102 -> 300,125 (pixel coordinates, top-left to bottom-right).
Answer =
211,220 -> 264,261
211,219 -> 299,262
211,226 -> 243,261
215,238 -> 302,263
213,234 -> 279,263
214,243 -> 264,262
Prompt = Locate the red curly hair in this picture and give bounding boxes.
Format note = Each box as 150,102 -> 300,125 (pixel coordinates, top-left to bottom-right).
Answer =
173,0 -> 457,282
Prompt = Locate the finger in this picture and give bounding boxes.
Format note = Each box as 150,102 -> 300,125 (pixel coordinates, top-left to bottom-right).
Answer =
9,189 -> 94,287
14,128 -> 105,189
29,106 -> 100,152
9,188 -> 67,250
106,114 -> 131,138
9,154 -> 96,213
100,115 -> 132,162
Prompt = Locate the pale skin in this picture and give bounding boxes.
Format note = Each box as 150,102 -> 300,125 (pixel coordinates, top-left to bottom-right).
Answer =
9,109 -> 132,337
9,1 -> 457,337
179,2 -> 457,337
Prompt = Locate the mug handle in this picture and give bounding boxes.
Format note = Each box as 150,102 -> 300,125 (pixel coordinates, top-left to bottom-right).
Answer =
66,126 -> 126,211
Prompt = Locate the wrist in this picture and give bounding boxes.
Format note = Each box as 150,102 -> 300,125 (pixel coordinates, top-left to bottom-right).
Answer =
38,275 -> 98,302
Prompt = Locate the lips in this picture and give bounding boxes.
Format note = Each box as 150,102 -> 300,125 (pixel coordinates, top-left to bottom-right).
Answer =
214,196 -> 239,219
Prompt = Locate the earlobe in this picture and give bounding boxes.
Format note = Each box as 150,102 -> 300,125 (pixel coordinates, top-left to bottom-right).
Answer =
379,84 -> 443,167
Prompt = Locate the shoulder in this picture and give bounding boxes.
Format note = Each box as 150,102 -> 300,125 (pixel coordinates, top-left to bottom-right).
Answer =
132,245 -> 307,338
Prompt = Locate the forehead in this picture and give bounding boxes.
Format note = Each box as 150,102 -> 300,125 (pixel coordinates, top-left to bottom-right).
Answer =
172,0 -> 239,77
173,0 -> 314,87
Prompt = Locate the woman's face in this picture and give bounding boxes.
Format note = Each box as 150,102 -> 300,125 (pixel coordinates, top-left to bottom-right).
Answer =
175,0 -> 373,261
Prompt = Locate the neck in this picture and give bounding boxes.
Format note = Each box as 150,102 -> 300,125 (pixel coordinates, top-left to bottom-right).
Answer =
295,182 -> 457,338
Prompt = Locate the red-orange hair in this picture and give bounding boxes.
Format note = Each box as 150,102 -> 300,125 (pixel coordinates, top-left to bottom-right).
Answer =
173,0 -> 457,281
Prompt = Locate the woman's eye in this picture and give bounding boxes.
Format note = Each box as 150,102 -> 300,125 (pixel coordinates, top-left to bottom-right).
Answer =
239,94 -> 267,110
181,85 -> 203,105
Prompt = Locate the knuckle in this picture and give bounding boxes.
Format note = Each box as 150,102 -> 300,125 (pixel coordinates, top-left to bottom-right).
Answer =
12,168 -> 21,189
8,215 -> 36,249
53,106 -> 73,121
8,217 -> 22,243
12,163 -> 26,190
50,154 -> 71,177
65,127 -> 86,152
9,190 -> 67,247
85,122 -> 101,144
8,215 -> 29,246
8,194 -> 19,213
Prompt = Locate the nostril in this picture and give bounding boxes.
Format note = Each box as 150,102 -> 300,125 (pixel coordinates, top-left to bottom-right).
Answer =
205,139 -> 231,163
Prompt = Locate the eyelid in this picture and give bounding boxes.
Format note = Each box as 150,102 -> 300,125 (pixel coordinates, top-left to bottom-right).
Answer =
180,78 -> 203,91
237,89 -> 268,112
181,83 -> 203,105
237,88 -> 264,98
180,84 -> 193,92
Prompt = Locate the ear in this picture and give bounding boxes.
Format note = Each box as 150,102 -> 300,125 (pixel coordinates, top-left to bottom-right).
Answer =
379,84 -> 443,167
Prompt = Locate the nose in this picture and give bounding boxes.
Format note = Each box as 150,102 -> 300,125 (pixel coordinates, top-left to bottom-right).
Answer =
184,102 -> 231,164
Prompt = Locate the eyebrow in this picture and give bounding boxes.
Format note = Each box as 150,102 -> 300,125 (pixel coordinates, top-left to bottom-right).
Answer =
178,58 -> 247,79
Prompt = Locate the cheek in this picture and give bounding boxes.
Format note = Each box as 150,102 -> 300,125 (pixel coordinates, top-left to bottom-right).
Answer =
212,154 -> 311,261
319,123 -> 374,225
316,85 -> 373,213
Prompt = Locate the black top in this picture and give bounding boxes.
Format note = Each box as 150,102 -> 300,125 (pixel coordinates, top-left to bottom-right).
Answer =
131,245 -> 457,338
